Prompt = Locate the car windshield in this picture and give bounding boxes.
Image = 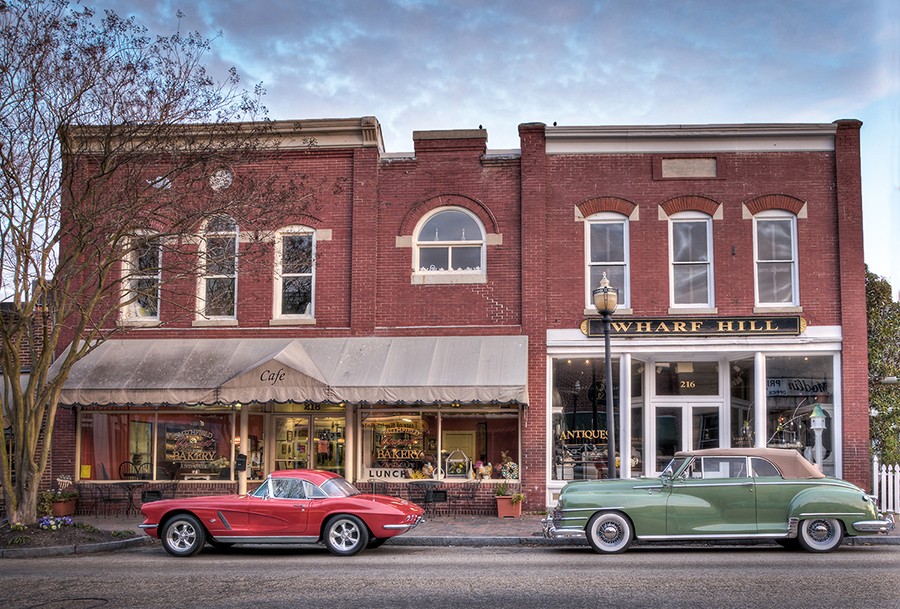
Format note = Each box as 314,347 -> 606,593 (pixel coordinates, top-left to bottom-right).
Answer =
661,457 -> 690,478
320,477 -> 361,498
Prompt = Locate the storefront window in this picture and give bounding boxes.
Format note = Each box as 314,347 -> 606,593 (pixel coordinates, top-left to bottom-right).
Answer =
360,410 -> 519,481
730,359 -> 754,447
156,413 -> 233,480
551,358 -> 619,480
80,411 -> 234,481
766,355 -> 834,474
79,412 -> 155,480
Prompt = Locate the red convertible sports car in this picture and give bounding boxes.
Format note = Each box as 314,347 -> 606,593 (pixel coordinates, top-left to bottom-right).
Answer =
139,469 -> 424,557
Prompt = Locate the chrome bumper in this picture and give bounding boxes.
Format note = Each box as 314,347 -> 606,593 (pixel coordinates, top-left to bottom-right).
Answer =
852,517 -> 895,534
541,517 -> 586,540
383,515 -> 425,531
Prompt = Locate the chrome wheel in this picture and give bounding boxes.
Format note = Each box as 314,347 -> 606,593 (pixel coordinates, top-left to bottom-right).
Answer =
586,511 -> 633,554
161,514 -> 205,557
324,515 -> 369,556
798,518 -> 843,553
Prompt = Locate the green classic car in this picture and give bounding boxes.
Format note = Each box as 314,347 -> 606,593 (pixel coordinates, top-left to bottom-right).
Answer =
542,447 -> 893,553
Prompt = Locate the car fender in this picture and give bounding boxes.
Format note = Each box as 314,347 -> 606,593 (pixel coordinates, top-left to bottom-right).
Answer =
560,482 -> 668,536
787,484 -> 875,533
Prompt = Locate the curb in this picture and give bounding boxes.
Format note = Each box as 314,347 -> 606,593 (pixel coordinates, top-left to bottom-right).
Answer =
0,535 -> 152,559
3,533 -> 896,558
389,535 -> 900,549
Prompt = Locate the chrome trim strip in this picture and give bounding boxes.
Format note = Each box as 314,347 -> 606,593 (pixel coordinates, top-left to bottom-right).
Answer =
138,523 -> 157,530
798,512 -> 865,518
639,533 -> 789,541
209,535 -> 320,544
383,524 -> 413,530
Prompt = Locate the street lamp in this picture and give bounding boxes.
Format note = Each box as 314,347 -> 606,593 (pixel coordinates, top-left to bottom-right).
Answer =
809,403 -> 827,471
592,273 -> 619,478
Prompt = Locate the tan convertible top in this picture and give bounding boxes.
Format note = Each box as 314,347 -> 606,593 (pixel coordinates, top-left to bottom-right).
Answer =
674,447 -> 826,479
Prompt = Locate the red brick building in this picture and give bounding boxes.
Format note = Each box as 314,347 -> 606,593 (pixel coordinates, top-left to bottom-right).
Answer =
52,117 -> 869,512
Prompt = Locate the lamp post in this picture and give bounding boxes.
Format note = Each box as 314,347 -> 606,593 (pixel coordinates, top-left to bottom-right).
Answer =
592,273 -> 619,478
809,403 -> 827,471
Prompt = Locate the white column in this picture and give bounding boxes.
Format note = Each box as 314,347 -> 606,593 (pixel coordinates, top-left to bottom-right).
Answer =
754,352 -> 767,448
620,353 -> 632,479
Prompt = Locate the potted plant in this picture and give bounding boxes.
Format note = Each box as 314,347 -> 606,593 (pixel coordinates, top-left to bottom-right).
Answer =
39,478 -> 78,517
494,483 -> 525,518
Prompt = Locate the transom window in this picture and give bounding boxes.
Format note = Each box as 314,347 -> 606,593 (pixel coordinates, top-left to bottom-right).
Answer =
669,212 -> 713,307
414,208 -> 485,275
754,211 -> 798,306
275,227 -> 315,317
586,213 -> 629,308
122,233 -> 161,320
199,215 -> 238,318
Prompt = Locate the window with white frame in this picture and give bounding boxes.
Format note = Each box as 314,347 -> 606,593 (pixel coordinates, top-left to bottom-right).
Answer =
274,227 -> 315,318
754,211 -> 798,306
669,212 -> 714,307
414,208 -> 485,277
122,233 -> 161,320
586,213 -> 629,308
199,215 -> 238,318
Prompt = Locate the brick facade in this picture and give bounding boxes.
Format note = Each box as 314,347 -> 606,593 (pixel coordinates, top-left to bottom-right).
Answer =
51,117 -> 870,511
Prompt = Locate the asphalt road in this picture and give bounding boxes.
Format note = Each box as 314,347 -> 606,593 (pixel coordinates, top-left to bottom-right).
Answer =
3,543 -> 899,609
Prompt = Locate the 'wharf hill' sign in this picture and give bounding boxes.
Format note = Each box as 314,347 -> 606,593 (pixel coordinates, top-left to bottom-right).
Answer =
581,316 -> 806,338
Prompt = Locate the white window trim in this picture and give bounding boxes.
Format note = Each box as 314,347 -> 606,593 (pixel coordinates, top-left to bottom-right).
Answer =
753,210 -> 799,308
196,216 -> 238,322
272,225 -> 316,322
584,212 -> 630,311
668,212 -> 715,310
412,206 -> 486,285
119,232 -> 161,325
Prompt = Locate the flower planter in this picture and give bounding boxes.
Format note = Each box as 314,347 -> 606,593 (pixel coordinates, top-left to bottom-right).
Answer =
495,496 -> 522,518
51,499 -> 77,517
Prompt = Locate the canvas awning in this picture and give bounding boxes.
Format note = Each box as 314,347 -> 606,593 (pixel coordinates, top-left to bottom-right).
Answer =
57,336 -> 528,407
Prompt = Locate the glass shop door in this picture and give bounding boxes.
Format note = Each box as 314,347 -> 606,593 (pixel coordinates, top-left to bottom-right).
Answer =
273,414 -> 345,477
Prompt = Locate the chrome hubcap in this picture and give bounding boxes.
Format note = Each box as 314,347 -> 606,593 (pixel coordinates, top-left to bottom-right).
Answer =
169,522 -> 196,550
600,522 -> 622,543
330,521 -> 360,549
808,520 -> 833,543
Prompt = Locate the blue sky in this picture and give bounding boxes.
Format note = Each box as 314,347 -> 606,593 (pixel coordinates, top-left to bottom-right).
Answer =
100,0 -> 900,294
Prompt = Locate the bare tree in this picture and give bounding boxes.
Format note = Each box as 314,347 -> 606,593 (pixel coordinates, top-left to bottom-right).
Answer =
0,0 -> 304,523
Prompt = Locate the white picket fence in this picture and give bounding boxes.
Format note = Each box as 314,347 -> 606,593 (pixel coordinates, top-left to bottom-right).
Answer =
872,456 -> 900,514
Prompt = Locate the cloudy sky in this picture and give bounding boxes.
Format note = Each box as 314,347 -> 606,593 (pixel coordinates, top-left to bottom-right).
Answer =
98,0 -> 900,293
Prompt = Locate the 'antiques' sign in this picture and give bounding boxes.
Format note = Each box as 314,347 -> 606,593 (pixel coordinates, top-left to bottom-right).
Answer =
581,316 -> 806,338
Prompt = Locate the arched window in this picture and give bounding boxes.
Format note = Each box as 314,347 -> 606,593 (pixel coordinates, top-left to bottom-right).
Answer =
274,226 -> 315,318
669,211 -> 714,308
753,210 -> 798,306
413,208 -> 486,282
199,215 -> 238,319
585,212 -> 630,309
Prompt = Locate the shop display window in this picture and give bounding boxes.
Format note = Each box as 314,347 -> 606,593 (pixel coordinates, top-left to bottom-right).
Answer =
78,411 -> 234,481
765,355 -> 834,474
551,358 -> 621,481
730,359 -> 754,447
360,410 -> 519,482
